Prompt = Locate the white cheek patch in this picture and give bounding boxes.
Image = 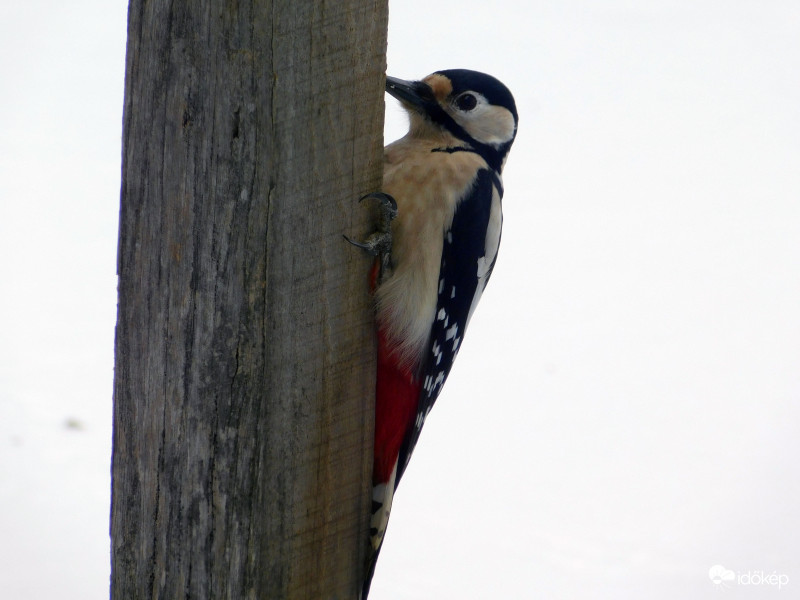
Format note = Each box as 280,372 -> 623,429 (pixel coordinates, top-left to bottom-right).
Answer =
455,104 -> 516,147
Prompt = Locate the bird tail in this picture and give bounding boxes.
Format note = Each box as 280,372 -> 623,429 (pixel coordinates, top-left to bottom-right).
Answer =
361,461 -> 397,598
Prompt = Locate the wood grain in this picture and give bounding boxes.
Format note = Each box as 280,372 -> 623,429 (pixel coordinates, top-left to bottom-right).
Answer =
111,1 -> 387,597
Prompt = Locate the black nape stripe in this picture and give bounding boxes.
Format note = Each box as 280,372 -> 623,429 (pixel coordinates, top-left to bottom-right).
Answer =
431,146 -> 472,154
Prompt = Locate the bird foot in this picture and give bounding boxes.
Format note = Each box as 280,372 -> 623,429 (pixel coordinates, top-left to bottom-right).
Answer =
344,192 -> 397,281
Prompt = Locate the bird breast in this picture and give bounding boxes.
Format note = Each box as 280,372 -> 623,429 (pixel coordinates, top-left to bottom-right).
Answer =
374,135 -> 489,371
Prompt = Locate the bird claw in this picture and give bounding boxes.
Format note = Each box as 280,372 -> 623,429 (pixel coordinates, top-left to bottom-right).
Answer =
345,193 -> 397,257
343,234 -> 383,256
359,192 -> 398,222
345,192 -> 398,282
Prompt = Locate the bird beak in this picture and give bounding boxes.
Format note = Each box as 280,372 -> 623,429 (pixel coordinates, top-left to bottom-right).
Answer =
385,75 -> 435,111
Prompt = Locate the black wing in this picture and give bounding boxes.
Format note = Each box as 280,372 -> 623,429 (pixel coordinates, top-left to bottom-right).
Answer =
395,168 -> 502,486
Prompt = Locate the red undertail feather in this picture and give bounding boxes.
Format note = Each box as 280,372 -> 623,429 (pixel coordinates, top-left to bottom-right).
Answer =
373,327 -> 421,484
370,259 -> 421,485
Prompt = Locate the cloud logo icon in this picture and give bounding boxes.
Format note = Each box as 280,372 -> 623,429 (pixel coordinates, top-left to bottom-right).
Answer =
709,564 -> 736,586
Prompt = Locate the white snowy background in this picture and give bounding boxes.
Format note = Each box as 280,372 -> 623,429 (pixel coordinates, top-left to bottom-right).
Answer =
0,1 -> 798,599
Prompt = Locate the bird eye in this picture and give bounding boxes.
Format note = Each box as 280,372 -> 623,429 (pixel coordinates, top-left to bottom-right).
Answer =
455,93 -> 478,112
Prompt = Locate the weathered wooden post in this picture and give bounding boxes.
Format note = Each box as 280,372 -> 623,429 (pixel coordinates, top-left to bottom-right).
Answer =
111,1 -> 388,597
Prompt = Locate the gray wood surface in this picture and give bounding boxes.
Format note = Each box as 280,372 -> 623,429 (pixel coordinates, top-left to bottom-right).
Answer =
111,1 -> 387,597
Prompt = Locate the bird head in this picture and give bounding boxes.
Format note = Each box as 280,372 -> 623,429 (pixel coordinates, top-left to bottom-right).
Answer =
386,69 -> 518,172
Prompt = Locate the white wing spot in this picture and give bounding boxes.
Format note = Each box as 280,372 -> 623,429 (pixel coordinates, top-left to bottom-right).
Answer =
433,371 -> 445,390
451,286 -> 456,298
437,308 -> 447,321
445,323 -> 458,341
432,341 -> 442,365
477,255 -> 489,278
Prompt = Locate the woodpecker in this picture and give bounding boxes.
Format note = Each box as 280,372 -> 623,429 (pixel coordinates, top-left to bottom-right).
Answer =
348,69 -> 518,598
